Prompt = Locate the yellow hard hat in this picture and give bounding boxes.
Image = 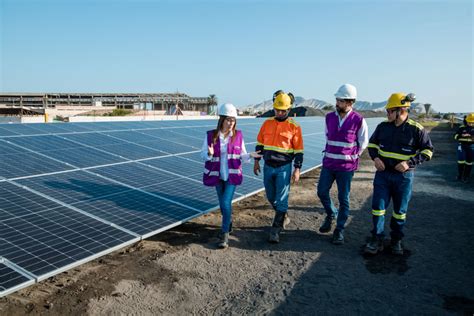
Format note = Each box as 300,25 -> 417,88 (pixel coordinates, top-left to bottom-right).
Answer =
385,92 -> 414,109
273,92 -> 293,110
466,113 -> 474,123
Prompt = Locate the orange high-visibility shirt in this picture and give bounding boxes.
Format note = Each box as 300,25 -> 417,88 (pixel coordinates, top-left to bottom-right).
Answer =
256,117 -> 304,168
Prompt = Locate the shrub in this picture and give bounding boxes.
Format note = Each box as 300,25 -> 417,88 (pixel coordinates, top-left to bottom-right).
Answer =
103,109 -> 133,116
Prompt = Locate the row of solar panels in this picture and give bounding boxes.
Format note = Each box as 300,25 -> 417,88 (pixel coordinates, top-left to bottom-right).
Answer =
0,117 -> 382,296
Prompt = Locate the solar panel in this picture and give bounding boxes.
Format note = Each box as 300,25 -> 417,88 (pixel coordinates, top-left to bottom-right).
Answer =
0,259 -> 34,297
71,189 -> 201,236
1,207 -> 136,277
0,117 -> 383,296
0,182 -> 136,277
61,132 -> 126,146
144,177 -> 221,212
144,155 -> 203,179
0,124 -> 43,135
0,141 -> 74,179
16,170 -> 131,205
42,147 -> 128,168
91,162 -> 178,188
0,126 -> 21,136
137,139 -> 198,154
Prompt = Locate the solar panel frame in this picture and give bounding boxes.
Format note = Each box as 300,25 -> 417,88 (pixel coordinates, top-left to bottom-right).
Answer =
0,258 -> 35,297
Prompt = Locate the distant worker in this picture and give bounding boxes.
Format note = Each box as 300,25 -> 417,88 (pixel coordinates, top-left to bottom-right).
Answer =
454,113 -> 474,183
364,92 -> 434,255
202,103 -> 261,249
317,84 -> 368,245
254,90 -> 304,243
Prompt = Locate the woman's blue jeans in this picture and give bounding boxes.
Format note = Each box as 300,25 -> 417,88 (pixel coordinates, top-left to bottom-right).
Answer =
215,180 -> 237,233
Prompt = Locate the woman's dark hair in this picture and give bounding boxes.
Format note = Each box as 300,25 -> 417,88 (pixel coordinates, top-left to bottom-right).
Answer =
212,116 -> 237,145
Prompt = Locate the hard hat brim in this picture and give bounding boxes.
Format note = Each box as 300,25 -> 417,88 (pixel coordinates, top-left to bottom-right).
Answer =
273,105 -> 291,110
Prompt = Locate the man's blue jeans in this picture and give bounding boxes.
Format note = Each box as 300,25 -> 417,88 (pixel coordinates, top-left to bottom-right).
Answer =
215,180 -> 237,233
317,167 -> 354,232
263,163 -> 292,213
371,170 -> 414,240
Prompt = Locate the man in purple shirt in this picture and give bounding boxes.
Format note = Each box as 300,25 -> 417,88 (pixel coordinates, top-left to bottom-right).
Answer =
317,84 -> 368,245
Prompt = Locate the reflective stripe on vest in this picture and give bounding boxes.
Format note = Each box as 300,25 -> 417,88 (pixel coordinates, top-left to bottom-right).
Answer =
327,140 -> 358,148
323,111 -> 363,171
203,130 -> 243,186
378,149 -> 416,160
325,152 -> 359,161
263,145 -> 295,154
204,168 -> 220,177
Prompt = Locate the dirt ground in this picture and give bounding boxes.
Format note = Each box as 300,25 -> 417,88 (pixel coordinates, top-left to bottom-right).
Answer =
1,125 -> 473,315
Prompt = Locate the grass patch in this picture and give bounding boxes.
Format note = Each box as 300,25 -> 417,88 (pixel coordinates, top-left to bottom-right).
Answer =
419,120 -> 440,127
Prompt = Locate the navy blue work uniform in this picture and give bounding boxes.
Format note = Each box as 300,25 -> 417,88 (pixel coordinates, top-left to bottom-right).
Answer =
454,123 -> 473,182
367,118 -> 434,241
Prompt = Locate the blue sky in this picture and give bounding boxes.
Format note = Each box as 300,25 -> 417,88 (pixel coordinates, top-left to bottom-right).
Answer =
1,0 -> 472,112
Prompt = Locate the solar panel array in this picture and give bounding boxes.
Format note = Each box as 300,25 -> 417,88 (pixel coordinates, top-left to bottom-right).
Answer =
0,117 -> 382,296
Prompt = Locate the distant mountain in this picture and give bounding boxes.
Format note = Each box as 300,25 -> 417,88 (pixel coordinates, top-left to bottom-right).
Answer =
243,97 -> 331,113
354,100 -> 427,113
241,97 -> 430,114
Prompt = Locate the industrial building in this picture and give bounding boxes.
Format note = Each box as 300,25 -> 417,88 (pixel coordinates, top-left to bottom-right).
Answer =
0,92 -> 218,117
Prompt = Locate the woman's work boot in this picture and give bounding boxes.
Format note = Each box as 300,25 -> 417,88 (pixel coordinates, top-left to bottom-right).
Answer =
218,233 -> 229,249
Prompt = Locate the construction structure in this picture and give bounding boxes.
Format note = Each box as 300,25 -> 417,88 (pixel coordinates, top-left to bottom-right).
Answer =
0,92 -> 218,116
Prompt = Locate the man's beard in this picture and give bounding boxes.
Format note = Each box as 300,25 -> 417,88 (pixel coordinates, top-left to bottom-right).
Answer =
336,106 -> 348,114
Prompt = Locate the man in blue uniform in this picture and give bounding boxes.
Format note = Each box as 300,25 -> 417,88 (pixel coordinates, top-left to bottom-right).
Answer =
454,113 -> 474,183
364,92 -> 434,255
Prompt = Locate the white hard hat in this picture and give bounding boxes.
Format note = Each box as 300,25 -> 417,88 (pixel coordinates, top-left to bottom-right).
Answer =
218,103 -> 238,118
334,84 -> 357,100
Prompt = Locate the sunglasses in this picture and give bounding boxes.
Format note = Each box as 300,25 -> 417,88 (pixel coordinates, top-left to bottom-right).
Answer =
386,109 -> 398,114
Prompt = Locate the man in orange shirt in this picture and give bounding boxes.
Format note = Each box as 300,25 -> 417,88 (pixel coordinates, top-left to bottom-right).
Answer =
254,90 -> 304,243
